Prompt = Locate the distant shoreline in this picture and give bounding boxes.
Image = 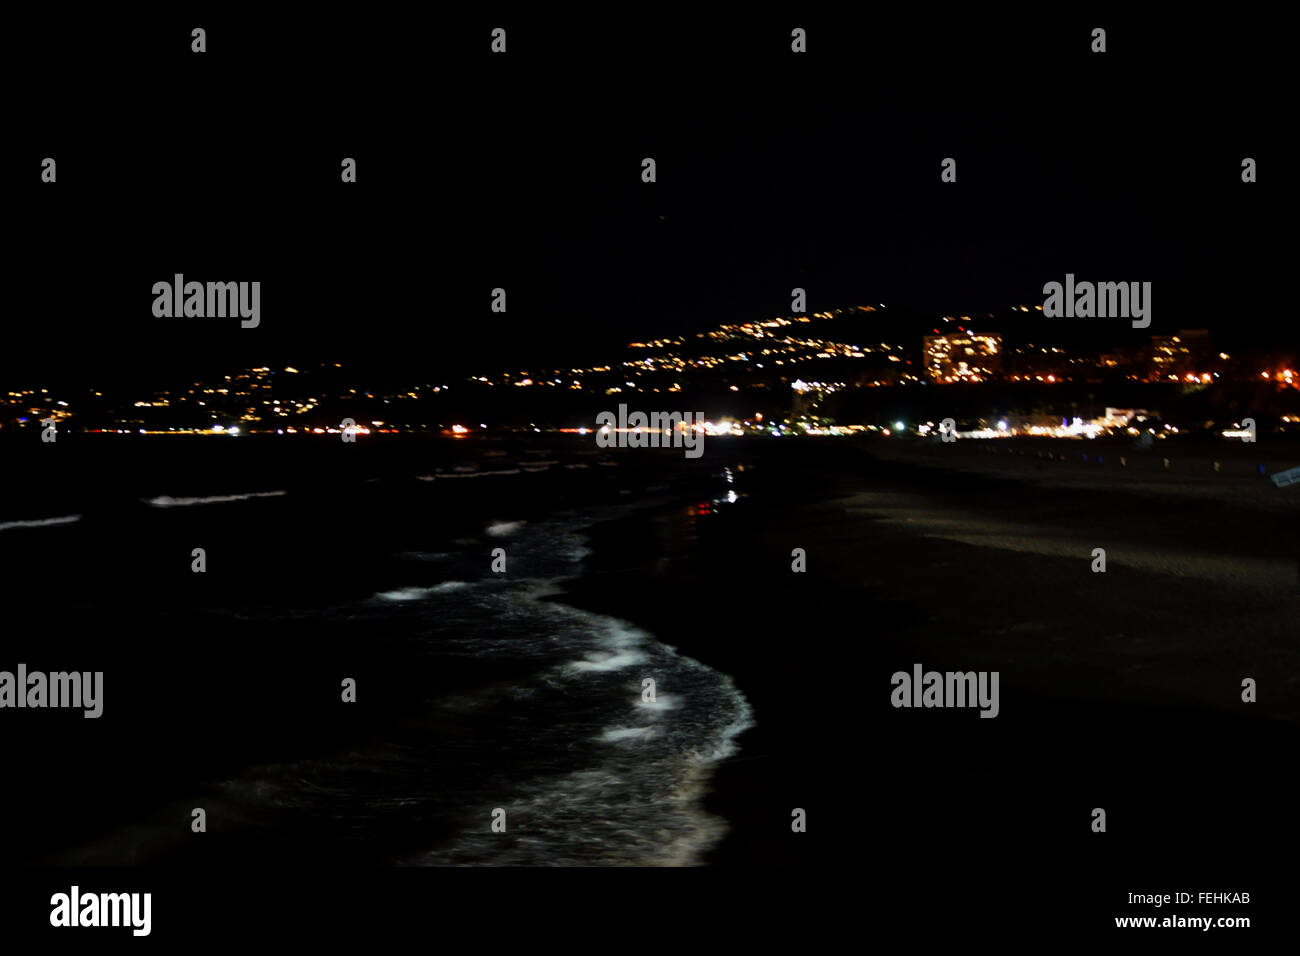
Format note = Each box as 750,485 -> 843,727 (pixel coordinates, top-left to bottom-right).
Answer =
863,437 -> 1300,512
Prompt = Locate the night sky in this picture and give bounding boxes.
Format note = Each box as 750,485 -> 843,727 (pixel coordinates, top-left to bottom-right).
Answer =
7,11 -> 1287,391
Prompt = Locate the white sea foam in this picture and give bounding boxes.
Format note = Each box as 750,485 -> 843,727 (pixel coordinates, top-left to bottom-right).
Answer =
597,726 -> 658,743
144,490 -> 287,507
376,581 -> 472,601
437,468 -> 521,479
55,512 -> 757,869
0,514 -> 82,532
637,693 -> 681,712
565,648 -> 649,673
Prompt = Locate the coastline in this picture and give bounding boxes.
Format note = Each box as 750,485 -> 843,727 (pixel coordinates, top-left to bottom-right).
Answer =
5,434 -> 1295,887
553,438 -> 1299,894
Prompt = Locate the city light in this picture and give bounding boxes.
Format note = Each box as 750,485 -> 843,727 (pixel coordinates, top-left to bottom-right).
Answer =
4,316 -> 1294,439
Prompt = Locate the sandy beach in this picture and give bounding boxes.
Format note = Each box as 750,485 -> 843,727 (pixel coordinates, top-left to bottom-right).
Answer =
556,437 -> 1297,925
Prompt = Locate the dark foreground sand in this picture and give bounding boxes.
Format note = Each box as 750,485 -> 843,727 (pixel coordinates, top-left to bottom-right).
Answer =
557,438 -> 1298,926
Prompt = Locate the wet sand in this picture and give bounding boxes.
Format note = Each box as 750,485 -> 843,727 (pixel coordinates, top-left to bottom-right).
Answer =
557,438 -> 1297,927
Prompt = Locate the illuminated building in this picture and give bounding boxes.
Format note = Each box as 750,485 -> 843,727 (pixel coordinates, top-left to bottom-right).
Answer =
922,331 -> 1002,383
1149,329 -> 1210,381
